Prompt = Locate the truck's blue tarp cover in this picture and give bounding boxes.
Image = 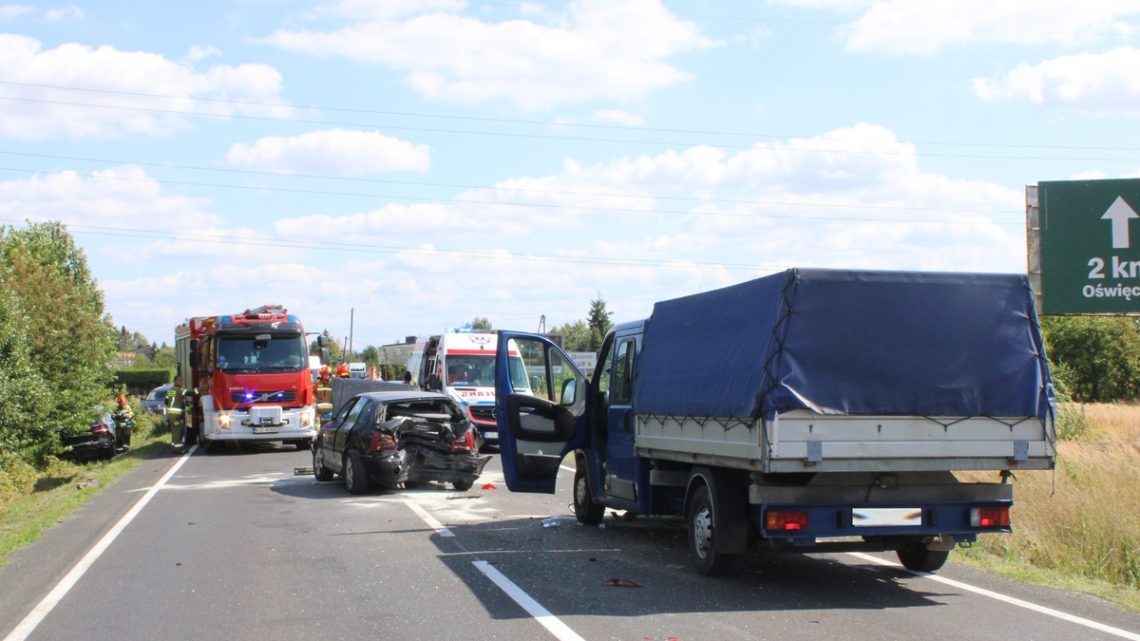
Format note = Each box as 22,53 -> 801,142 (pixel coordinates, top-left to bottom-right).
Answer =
633,269 -> 1052,421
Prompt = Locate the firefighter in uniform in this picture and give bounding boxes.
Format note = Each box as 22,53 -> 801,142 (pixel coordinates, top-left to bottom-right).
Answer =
167,375 -> 186,447
315,365 -> 333,420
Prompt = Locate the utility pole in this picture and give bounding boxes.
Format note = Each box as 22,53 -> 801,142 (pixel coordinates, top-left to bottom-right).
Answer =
348,308 -> 355,360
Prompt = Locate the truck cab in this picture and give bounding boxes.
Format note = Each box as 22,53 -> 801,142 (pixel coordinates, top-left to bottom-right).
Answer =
492,321 -> 647,513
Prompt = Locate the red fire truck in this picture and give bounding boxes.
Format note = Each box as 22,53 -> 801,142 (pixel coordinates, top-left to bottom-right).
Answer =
175,305 -> 327,448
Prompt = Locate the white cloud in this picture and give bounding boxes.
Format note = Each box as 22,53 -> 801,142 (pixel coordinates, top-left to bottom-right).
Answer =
773,0 -> 1140,55
0,4 -> 33,20
0,166 -> 218,228
44,4 -> 83,21
259,0 -> 716,110
973,47 -> 1140,115
186,45 -> 221,62
227,129 -> 431,175
0,35 -> 291,140
273,123 -> 1024,288
594,110 -> 645,126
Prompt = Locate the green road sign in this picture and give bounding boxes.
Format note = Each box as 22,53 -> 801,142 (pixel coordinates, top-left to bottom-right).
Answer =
1038,178 -> 1140,315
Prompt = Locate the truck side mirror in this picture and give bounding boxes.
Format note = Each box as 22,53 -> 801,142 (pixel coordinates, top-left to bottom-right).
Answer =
560,378 -> 577,406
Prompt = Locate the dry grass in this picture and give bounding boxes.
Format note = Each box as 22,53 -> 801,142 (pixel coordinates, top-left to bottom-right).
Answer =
959,403 -> 1140,609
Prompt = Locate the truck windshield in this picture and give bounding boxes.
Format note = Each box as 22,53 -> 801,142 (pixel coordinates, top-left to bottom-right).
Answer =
216,334 -> 308,373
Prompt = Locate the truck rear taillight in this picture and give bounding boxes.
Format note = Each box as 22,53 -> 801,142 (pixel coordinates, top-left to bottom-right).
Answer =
766,510 -> 809,532
970,507 -> 1010,528
370,432 -> 397,452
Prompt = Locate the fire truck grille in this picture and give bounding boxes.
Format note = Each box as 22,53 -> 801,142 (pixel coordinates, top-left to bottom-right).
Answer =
231,390 -> 298,404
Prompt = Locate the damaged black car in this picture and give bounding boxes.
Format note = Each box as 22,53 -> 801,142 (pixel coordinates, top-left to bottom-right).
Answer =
312,390 -> 491,494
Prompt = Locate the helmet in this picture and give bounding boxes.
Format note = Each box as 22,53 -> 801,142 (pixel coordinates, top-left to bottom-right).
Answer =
319,364 -> 332,382
336,363 -> 350,378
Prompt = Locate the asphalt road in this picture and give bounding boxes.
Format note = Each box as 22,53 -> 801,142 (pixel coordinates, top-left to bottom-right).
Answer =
1,445 -> 1138,641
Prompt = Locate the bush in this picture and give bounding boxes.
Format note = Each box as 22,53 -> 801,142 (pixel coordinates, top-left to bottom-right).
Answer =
1050,363 -> 1090,441
0,452 -> 36,497
113,369 -> 173,396
1043,316 -> 1140,402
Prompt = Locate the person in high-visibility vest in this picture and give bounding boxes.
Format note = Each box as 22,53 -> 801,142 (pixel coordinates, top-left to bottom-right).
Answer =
315,365 -> 333,418
167,376 -> 186,447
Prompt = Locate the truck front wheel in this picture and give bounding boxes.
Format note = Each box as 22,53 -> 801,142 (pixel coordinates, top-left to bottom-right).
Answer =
686,484 -> 738,576
896,543 -> 950,572
573,464 -> 604,525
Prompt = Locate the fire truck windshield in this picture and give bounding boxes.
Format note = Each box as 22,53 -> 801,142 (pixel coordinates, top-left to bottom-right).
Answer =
216,334 -> 308,373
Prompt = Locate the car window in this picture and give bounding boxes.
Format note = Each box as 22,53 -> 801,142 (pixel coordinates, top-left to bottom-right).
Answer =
385,399 -> 461,421
344,398 -> 367,425
334,397 -> 360,423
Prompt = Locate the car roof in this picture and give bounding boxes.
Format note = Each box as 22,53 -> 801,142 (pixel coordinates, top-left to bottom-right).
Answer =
353,390 -> 454,404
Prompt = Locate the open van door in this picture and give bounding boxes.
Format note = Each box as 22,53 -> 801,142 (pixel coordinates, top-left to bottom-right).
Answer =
494,331 -> 588,493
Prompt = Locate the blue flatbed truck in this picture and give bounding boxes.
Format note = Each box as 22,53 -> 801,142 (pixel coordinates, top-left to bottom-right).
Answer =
493,269 -> 1057,575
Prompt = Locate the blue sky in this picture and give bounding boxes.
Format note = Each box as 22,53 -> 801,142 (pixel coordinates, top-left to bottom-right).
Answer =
1,0 -> 1138,351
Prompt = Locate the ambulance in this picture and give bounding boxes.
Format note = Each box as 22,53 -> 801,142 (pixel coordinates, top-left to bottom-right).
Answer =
410,329 -> 527,447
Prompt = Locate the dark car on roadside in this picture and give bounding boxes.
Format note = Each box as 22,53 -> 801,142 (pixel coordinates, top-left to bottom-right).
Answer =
312,390 -> 491,494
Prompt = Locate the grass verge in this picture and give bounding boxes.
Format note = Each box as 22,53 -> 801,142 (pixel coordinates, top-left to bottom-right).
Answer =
956,403 -> 1140,612
0,418 -> 169,567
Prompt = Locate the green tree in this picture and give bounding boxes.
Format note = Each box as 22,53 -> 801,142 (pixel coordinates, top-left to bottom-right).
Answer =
1043,316 -> 1140,402
360,345 -> 379,368
471,316 -> 492,330
586,295 -> 612,351
0,221 -> 116,461
0,287 -> 52,469
553,319 -> 593,352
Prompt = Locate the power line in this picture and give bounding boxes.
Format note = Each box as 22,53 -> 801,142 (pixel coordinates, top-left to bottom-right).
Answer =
0,165 -> 1023,225
4,218 -> 787,272
0,88 -> 1137,161
0,150 -> 1020,216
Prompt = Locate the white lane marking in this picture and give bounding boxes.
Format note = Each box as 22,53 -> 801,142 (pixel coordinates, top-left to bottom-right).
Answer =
4,445 -> 198,641
848,553 -> 1140,641
402,499 -> 455,537
473,560 -> 586,641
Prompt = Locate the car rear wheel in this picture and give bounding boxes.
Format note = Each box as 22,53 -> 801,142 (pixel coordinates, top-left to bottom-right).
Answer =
343,450 -> 370,494
452,479 -> 473,491
313,446 -> 334,482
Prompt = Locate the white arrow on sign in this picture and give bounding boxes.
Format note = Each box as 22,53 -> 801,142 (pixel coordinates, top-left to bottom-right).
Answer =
1102,196 -> 1139,249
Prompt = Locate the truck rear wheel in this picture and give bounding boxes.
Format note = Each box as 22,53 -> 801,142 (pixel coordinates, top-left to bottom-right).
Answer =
573,464 -> 604,525
896,544 -> 950,572
686,484 -> 738,576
